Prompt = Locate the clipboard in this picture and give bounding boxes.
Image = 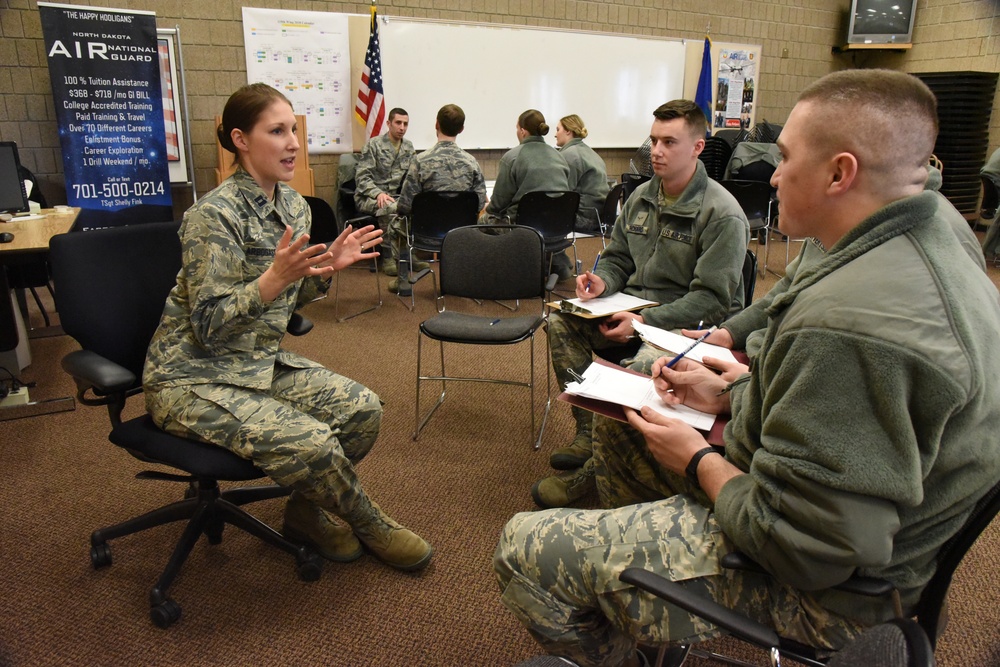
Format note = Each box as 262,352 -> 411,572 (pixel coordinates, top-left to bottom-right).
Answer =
548,293 -> 659,319
557,358 -> 729,446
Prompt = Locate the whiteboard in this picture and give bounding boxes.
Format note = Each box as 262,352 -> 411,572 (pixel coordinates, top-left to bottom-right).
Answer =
380,19 -> 685,150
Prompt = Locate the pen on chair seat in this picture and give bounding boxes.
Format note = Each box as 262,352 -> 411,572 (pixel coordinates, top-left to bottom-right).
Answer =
665,326 -> 717,369
489,318 -> 501,326
585,253 -> 601,293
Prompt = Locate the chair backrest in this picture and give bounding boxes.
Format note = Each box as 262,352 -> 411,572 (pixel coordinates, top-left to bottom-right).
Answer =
827,618 -> 935,667
304,195 -> 339,245
914,479 -> 1000,647
742,249 -> 757,307
725,142 -> 781,181
410,191 -> 481,246
439,225 -> 545,302
600,183 -> 625,231
50,220 -> 182,381
720,179 -> 774,231
516,191 -> 580,242
620,173 -> 651,202
699,135 -> 735,182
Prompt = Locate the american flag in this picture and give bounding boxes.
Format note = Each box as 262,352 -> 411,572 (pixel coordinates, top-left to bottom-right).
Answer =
355,6 -> 386,139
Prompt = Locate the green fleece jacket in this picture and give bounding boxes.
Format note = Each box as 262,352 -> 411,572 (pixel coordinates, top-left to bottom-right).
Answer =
559,137 -> 610,230
486,136 -> 570,220
716,191 -> 1000,625
596,161 -> 749,329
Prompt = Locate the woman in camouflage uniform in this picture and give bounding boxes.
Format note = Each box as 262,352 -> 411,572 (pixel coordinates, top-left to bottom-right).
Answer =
143,84 -> 433,572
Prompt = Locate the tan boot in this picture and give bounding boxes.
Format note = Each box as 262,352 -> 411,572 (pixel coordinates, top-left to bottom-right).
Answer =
282,493 -> 363,563
531,458 -> 596,509
549,433 -> 593,470
350,501 -> 433,572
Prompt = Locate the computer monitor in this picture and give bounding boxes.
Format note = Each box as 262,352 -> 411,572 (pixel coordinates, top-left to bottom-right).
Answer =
0,142 -> 30,214
846,0 -> 919,45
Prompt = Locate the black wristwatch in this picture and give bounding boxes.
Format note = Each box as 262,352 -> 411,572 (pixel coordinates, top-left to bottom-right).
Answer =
686,447 -> 722,488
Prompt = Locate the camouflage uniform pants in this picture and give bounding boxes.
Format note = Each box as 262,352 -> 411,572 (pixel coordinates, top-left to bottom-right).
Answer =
593,412 -> 712,509
145,363 -> 382,521
547,310 -> 669,438
494,497 -> 866,666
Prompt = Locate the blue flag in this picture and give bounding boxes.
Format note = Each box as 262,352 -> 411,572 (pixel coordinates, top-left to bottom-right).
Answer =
694,37 -> 713,136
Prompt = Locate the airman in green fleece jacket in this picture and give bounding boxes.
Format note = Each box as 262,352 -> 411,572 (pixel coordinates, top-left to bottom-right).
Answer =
496,70 -> 1000,667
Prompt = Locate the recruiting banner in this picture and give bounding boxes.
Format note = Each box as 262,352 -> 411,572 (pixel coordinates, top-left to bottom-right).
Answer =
39,3 -> 172,227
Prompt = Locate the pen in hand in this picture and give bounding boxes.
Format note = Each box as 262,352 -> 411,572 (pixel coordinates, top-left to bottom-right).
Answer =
665,326 -> 717,370
584,253 -> 601,293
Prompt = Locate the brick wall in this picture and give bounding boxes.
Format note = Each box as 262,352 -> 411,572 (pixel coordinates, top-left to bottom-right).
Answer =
1,0 -> 996,211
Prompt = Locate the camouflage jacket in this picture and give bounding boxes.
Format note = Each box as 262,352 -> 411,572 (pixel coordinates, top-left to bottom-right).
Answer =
396,140 -> 487,215
354,133 -> 414,203
143,168 -> 330,391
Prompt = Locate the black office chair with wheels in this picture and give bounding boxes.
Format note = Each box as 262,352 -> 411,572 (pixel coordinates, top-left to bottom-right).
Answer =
49,221 -> 323,629
414,225 -> 557,450
619,478 -> 1000,666
305,195 -> 381,322
396,190 -> 480,311
516,190 -> 581,282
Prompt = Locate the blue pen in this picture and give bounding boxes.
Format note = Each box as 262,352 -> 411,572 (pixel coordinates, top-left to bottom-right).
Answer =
665,326 -> 717,369
696,320 -> 704,331
489,318 -> 501,326
585,253 -> 601,293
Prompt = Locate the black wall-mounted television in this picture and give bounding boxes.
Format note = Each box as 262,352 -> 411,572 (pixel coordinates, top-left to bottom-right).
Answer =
846,0 -> 919,45
0,142 -> 30,214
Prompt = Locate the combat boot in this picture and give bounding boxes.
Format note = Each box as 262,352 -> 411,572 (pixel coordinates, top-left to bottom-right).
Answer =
349,501 -> 433,572
531,458 -> 596,509
381,257 -> 398,276
549,432 -> 593,470
282,492 -> 363,562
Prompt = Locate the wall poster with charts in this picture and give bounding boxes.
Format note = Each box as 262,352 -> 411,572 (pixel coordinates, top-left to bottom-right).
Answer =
242,7 -> 353,154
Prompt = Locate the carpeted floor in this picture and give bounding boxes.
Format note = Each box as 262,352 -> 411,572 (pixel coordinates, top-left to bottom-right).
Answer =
1,233 -> 998,666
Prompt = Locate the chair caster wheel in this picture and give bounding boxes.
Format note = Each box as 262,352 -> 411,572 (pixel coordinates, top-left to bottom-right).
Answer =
151,598 -> 181,628
205,520 -> 224,545
91,543 -> 112,569
296,552 -> 323,582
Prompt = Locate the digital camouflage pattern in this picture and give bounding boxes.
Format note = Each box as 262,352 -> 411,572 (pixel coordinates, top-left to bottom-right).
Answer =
143,168 -> 382,523
395,139 -> 487,216
354,132 -> 415,219
494,497 -> 864,667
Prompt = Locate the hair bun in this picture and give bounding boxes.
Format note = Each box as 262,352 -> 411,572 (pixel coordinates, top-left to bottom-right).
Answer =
217,123 -> 236,153
539,122 -> 549,136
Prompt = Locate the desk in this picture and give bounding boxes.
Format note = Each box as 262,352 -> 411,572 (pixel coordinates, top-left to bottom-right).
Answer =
0,208 -> 77,420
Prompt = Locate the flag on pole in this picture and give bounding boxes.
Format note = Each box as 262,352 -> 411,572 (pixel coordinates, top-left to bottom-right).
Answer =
694,36 -> 713,137
355,5 -> 386,139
